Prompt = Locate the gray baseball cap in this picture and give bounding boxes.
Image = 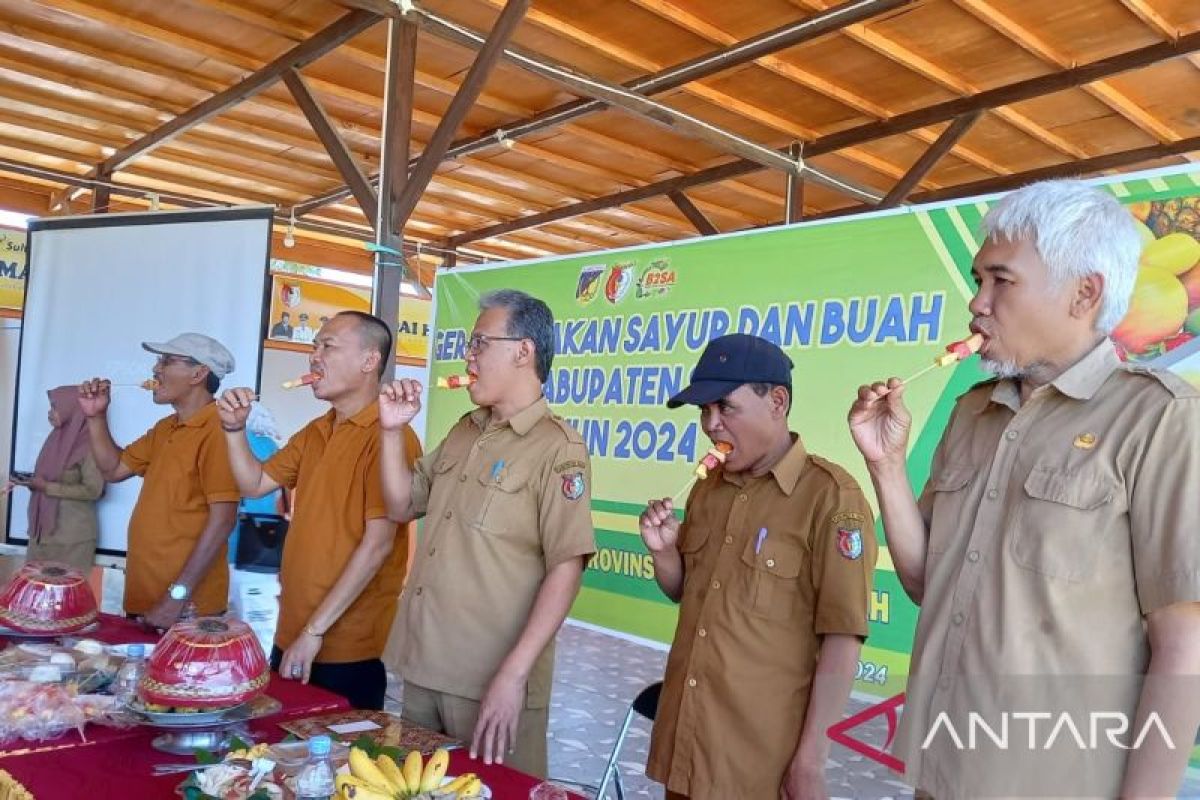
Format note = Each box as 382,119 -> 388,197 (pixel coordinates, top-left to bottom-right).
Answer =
142,333 -> 235,379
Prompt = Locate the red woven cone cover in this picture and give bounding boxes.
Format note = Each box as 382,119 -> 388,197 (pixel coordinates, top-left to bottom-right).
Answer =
139,617 -> 269,709
0,561 -> 98,634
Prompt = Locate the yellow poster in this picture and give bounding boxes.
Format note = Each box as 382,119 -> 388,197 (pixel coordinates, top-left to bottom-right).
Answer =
267,272 -> 431,362
0,228 -> 28,314
396,296 -> 431,360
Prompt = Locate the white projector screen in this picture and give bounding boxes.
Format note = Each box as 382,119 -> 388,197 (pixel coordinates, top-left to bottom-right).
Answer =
7,207 -> 272,557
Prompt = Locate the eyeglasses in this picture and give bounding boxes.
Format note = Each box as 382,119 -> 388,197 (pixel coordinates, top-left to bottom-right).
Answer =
466,333 -> 525,353
155,355 -> 199,369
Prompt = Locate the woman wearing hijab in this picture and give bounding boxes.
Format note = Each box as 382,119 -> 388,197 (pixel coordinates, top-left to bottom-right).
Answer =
8,386 -> 104,572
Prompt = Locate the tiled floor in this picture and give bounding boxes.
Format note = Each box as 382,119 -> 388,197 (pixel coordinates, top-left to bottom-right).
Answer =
385,622 -> 915,800
390,621 -> 1200,799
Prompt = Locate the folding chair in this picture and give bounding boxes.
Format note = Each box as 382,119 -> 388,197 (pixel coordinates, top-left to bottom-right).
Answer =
593,680 -> 662,800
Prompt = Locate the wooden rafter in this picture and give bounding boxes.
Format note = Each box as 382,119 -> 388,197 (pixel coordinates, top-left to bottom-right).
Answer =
449,29 -> 1200,245
878,112 -> 981,208
626,0 -> 1010,179
96,9 -> 380,175
952,0 -> 1180,143
391,0 -> 531,231
783,0 -> 1089,161
668,191 -> 719,236
282,68 -> 379,224
302,0 -> 912,214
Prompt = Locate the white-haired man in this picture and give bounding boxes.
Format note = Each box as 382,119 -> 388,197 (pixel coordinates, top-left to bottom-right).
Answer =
849,180 -> 1200,797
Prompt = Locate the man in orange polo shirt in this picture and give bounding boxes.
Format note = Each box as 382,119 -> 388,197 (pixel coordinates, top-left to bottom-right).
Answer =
79,333 -> 240,630
219,311 -> 421,709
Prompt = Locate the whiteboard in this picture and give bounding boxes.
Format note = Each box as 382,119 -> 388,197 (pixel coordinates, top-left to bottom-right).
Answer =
7,207 -> 272,557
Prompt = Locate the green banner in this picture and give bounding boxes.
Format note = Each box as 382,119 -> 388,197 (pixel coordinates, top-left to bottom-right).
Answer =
427,165 -> 1200,702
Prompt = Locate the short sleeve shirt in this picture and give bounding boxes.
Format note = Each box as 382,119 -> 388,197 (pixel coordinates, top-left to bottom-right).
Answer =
396,397 -> 597,707
121,403 -> 240,615
646,436 -> 877,799
263,402 -> 420,663
897,340 -> 1200,797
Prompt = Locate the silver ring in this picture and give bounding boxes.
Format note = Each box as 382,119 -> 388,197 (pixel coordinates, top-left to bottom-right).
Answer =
290,665 -> 301,677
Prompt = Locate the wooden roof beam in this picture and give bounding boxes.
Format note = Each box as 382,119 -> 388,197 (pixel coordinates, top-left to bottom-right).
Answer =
1114,0 -> 1200,72
668,191 -> 720,236
390,0 -> 530,231
95,9 -> 379,176
630,0 -> 1009,178
906,135 -> 1200,205
282,68 -> 379,225
878,112 -> 981,208
785,0 -> 1087,161
297,0 -> 909,214
952,0 -> 1181,144
410,9 -> 800,179
448,30 -> 1200,245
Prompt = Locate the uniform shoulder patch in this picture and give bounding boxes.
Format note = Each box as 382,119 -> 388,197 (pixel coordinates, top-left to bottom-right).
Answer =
831,511 -> 866,561
560,471 -> 586,501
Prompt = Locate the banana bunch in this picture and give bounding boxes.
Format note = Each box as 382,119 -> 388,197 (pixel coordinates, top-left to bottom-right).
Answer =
339,747 -> 484,799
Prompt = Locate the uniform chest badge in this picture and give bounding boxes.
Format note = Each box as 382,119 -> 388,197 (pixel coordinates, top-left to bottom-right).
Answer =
561,473 -> 585,501
837,527 -> 863,560
1073,432 -> 1098,450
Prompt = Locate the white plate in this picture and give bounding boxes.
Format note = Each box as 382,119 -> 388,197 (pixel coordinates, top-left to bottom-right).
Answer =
0,621 -> 100,639
127,700 -> 244,727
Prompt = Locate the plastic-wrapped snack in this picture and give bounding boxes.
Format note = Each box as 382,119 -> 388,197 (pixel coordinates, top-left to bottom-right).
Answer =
139,617 -> 269,711
0,682 -> 85,745
0,562 -> 97,634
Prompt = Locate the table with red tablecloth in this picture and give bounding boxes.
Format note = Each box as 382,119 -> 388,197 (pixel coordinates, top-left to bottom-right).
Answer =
0,615 -> 581,799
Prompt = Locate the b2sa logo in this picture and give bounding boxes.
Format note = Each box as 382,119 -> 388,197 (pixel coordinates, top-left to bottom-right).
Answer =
636,262 -> 676,298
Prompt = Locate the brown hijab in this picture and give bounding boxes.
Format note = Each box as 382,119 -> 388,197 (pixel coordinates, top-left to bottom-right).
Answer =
27,386 -> 93,541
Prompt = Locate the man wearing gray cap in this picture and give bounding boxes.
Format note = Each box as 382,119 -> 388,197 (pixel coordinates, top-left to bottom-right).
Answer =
79,333 -> 241,630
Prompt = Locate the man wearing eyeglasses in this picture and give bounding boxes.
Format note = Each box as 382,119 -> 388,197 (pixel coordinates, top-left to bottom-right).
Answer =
78,333 -> 240,630
379,289 -> 596,777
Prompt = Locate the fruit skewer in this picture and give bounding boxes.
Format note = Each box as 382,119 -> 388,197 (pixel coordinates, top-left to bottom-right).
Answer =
896,333 -> 984,387
671,442 -> 734,504
436,375 -> 476,389
281,373 -> 318,390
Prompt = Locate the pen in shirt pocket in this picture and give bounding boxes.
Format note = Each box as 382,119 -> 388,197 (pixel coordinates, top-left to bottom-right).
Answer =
490,459 -> 505,481
755,527 -> 768,555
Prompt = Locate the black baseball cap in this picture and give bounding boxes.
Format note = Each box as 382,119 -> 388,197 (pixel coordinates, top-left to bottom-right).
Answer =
667,334 -> 794,408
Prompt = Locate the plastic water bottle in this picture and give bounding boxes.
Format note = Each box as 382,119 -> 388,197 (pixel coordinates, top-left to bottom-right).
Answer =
112,643 -> 146,706
294,735 -> 336,799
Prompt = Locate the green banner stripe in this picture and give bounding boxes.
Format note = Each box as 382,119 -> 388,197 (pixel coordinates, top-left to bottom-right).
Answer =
865,569 -> 919,652
926,209 -> 977,284
585,529 -> 674,605
571,587 -> 679,643
592,498 -> 648,516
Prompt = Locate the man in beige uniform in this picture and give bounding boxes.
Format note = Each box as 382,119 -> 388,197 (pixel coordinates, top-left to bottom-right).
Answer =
380,289 -> 595,777
850,180 -> 1200,797
641,334 -> 877,800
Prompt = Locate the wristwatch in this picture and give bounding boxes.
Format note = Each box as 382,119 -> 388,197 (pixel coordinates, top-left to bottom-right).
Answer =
168,583 -> 190,602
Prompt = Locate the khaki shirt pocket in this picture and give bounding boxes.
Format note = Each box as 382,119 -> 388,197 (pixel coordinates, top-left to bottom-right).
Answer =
473,460 -> 535,535
679,523 -> 710,586
925,464 -> 976,554
739,536 -> 803,620
1011,464 -> 1116,582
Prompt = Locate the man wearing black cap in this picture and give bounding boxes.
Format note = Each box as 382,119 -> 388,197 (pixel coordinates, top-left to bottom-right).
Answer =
640,333 -> 878,800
